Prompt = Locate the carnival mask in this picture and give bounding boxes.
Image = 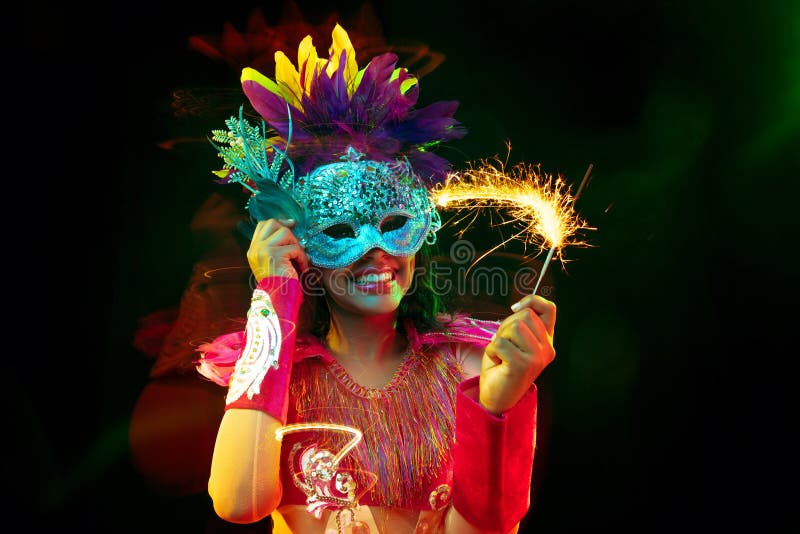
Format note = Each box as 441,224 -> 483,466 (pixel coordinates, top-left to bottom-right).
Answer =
293,155 -> 440,269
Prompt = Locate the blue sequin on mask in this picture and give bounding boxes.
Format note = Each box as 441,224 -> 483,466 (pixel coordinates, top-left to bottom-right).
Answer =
293,157 -> 441,269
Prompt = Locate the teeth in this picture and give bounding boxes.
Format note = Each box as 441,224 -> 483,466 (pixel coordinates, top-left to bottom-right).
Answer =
353,271 -> 393,285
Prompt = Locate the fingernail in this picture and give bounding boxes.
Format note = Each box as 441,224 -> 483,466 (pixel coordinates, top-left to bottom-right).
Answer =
510,302 -> 522,312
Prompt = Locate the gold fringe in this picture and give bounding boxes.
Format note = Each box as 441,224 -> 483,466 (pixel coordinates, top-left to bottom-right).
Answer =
289,346 -> 463,507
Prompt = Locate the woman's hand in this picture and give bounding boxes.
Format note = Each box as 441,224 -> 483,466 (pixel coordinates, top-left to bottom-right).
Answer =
479,294 -> 557,415
247,218 -> 310,281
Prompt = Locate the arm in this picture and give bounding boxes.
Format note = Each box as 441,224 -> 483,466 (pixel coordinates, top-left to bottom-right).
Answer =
207,219 -> 309,523
445,295 -> 556,533
209,409 -> 284,522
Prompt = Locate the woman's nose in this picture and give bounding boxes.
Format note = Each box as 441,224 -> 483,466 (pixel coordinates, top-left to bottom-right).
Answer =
363,248 -> 390,261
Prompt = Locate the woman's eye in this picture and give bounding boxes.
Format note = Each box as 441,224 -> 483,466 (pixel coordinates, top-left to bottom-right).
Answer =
322,224 -> 356,239
380,215 -> 409,233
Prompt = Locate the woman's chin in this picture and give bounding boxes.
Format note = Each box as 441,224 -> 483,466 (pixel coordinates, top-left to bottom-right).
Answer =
347,294 -> 403,316
331,283 -> 405,315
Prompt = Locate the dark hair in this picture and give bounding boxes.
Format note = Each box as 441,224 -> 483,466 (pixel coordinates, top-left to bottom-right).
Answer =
299,243 -> 450,339
397,242 -> 450,332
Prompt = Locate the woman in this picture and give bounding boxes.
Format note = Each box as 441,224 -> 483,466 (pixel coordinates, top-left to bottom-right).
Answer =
195,24 -> 556,534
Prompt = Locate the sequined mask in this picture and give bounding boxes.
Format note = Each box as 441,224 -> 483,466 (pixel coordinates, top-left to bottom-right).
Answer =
293,153 -> 441,269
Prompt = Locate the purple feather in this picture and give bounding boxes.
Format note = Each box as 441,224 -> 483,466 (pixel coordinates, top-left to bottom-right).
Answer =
241,80 -> 312,143
391,101 -> 466,145
239,45 -> 466,179
332,49 -> 349,103
408,150 -> 456,185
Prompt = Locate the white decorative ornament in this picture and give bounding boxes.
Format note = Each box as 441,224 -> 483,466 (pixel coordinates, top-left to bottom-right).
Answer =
226,288 -> 282,404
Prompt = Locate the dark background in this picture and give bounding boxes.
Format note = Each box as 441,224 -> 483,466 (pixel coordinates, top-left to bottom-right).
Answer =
12,0 -> 797,532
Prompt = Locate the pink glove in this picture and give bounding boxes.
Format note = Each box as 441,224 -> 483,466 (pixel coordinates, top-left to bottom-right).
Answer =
196,276 -> 302,424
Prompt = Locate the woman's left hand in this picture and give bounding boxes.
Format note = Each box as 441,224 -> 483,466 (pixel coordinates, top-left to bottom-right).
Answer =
479,295 -> 556,415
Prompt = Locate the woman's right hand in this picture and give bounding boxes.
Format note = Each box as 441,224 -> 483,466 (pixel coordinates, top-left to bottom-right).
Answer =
247,218 -> 310,281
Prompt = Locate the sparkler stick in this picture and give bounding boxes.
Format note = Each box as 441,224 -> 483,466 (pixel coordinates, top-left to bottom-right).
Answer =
433,155 -> 594,296
531,245 -> 556,296
530,163 -> 593,295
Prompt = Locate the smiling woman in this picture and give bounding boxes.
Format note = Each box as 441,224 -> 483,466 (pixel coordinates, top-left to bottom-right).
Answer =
190,23 -> 557,534
188,24 -> 555,534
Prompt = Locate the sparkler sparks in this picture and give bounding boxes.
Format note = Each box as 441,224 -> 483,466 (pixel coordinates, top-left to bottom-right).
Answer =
432,154 -> 595,294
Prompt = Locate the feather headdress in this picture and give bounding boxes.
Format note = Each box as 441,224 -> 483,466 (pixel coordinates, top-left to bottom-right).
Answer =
238,23 -> 466,184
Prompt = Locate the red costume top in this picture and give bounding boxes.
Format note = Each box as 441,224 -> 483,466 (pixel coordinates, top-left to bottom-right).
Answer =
197,277 -> 538,532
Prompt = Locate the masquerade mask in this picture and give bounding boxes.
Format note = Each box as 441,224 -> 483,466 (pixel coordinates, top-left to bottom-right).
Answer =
294,152 -> 440,269
212,117 -> 441,269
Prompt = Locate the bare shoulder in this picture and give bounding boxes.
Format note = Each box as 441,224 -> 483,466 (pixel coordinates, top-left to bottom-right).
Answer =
431,313 -> 500,380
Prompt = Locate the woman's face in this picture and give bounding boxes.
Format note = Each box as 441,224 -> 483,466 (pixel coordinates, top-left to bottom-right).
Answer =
319,248 -> 416,316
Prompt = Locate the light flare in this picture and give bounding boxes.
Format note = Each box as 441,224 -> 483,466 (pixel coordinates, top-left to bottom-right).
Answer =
275,423 -> 363,466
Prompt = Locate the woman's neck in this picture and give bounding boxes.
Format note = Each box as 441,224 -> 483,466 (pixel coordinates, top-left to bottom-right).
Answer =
324,306 -> 405,367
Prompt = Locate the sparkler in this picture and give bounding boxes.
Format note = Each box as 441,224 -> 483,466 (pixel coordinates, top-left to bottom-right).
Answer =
432,154 -> 594,296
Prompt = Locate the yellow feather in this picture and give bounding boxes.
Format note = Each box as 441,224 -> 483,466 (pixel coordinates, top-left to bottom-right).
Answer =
297,35 -> 319,95
241,67 -> 299,109
390,68 -> 419,95
274,51 -> 302,107
400,77 -> 418,94
328,23 -> 359,94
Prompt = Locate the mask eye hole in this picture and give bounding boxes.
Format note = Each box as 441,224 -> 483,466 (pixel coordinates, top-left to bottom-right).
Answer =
380,215 -> 409,233
322,223 -> 356,239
